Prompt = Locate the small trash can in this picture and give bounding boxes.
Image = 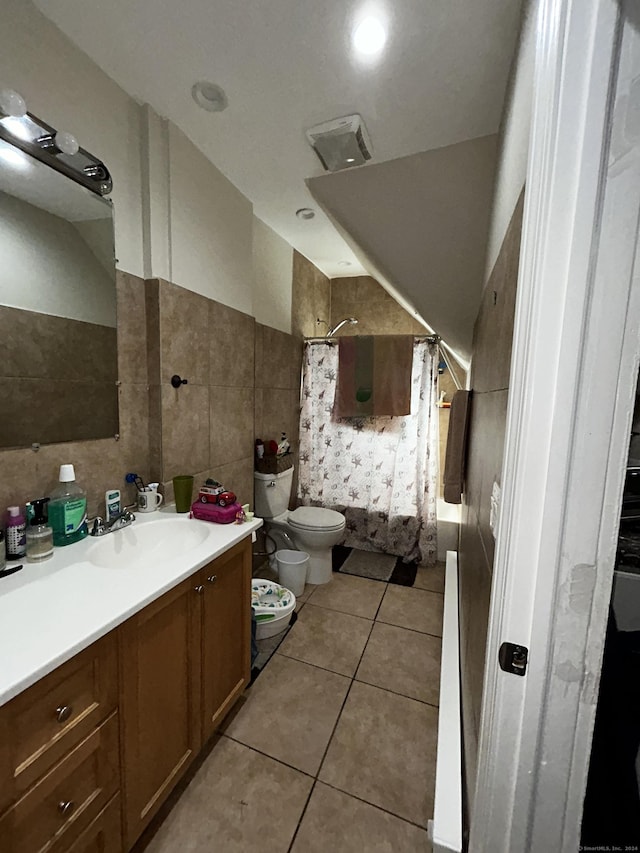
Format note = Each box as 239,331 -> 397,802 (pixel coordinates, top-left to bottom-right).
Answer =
276,549 -> 309,597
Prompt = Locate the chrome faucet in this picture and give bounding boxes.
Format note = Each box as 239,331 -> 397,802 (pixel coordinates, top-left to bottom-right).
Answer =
90,504 -> 136,537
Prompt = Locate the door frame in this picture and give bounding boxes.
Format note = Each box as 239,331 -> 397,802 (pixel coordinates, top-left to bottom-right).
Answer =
470,1 -> 640,850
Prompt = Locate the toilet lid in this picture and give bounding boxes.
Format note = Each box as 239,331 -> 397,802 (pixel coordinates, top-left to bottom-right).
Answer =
288,506 -> 345,532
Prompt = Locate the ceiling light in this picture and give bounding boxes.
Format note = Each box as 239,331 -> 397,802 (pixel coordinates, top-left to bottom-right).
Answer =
191,81 -> 228,113
353,17 -> 387,57
296,208 -> 315,220
338,261 -> 352,267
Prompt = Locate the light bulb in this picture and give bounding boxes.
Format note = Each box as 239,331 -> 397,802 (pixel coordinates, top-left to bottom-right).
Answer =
55,130 -> 79,156
353,17 -> 387,57
0,88 -> 27,118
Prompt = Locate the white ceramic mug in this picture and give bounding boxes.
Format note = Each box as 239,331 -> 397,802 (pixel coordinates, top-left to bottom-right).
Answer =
137,488 -> 163,513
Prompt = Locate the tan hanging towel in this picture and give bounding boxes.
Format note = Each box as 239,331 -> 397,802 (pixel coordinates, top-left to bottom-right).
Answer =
443,389 -> 472,504
335,335 -> 413,417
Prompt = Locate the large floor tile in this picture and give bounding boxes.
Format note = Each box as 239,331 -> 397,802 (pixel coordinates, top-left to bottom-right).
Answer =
291,782 -> 431,852
377,585 -> 444,636
319,681 -> 438,826
413,562 -> 446,593
356,621 -> 441,705
308,571 -> 386,619
278,603 -> 373,676
145,737 -> 312,853
223,655 -> 349,775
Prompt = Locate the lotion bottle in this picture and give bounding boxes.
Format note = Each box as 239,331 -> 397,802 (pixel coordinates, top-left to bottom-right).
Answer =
5,506 -> 26,560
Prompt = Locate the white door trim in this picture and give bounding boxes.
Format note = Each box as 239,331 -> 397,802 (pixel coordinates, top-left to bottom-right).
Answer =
470,0 -> 640,850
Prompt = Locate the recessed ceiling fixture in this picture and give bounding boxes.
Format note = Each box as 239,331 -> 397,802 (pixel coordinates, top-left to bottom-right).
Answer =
305,114 -> 372,172
353,16 -> 387,57
338,261 -> 352,267
191,81 -> 228,113
296,208 -> 315,220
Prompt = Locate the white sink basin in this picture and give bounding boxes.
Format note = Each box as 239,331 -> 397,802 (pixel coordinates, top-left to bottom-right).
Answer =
86,517 -> 211,569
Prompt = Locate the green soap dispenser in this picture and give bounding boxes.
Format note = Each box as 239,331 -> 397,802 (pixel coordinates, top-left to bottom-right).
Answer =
48,464 -> 88,547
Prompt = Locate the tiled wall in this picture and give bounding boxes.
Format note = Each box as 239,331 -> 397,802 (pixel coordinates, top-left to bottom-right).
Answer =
330,276 -> 426,336
146,278 -> 257,508
0,271 -> 150,517
0,306 -> 117,448
458,189 -> 524,818
291,251 -> 330,339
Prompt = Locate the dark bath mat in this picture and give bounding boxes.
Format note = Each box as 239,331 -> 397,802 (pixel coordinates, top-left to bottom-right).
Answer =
333,545 -> 419,587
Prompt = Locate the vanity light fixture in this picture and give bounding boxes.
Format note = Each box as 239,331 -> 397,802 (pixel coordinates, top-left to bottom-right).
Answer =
0,88 -> 112,196
296,207 -> 315,220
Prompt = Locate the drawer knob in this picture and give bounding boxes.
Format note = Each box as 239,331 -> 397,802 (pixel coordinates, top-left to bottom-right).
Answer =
207,575 -> 217,584
58,800 -> 75,817
55,705 -> 73,723
194,584 -> 204,594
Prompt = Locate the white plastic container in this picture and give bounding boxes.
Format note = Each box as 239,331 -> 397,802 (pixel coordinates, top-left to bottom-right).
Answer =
252,579 -> 296,640
276,549 -> 309,597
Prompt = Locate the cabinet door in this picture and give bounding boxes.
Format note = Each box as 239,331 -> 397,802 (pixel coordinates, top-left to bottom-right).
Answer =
119,577 -> 202,848
65,794 -> 122,853
201,538 -> 251,741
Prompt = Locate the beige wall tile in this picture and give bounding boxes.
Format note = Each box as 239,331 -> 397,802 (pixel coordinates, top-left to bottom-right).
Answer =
330,276 -> 425,337
116,270 -> 147,385
256,324 -> 292,390
158,278 -> 210,386
209,301 -> 255,388
161,384 -> 210,480
209,386 -> 254,467
207,456 -> 255,507
261,388 -> 295,443
291,251 -> 330,340
145,278 -> 161,384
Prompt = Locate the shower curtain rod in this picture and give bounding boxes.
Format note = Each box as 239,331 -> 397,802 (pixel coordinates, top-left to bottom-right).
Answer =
304,334 -> 442,344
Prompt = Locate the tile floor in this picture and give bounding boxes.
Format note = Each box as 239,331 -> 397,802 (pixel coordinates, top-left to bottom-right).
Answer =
144,562 -> 446,853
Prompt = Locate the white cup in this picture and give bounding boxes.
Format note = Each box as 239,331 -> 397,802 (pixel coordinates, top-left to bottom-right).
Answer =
137,488 -> 163,513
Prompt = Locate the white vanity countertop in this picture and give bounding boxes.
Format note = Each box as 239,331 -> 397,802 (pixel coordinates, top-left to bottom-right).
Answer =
0,507 -> 262,707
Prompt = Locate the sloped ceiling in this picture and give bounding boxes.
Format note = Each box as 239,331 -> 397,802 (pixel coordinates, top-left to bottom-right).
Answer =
33,0 -> 522,357
308,135 -> 499,362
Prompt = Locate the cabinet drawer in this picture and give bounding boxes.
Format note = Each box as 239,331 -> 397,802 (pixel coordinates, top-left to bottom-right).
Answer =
65,794 -> 122,853
0,634 -> 118,813
0,712 -> 120,853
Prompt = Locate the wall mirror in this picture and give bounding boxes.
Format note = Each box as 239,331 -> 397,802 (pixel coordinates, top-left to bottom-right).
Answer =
0,136 -> 118,449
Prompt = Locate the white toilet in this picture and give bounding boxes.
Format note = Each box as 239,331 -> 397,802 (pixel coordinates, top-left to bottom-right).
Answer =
254,467 -> 345,584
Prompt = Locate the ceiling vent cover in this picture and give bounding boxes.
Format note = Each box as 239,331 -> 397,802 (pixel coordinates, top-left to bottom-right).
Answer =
305,114 -> 372,172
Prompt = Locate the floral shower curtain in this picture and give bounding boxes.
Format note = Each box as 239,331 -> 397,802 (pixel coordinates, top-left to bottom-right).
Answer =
297,338 -> 439,565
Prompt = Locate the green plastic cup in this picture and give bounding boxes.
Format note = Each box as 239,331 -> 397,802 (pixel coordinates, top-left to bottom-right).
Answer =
173,475 -> 194,513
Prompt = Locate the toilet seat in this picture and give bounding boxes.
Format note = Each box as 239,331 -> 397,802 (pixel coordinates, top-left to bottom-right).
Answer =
288,506 -> 345,532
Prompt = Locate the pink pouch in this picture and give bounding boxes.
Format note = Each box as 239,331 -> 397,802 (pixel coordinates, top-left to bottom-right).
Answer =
190,500 -> 242,524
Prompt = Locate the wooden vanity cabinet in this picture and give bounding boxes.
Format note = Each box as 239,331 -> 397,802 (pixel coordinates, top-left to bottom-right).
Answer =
0,534 -> 253,852
119,576 -> 202,848
0,630 -> 120,853
120,536 -> 252,848
200,538 -> 252,741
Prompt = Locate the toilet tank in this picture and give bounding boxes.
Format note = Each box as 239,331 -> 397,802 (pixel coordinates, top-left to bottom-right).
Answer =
254,467 -> 294,518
